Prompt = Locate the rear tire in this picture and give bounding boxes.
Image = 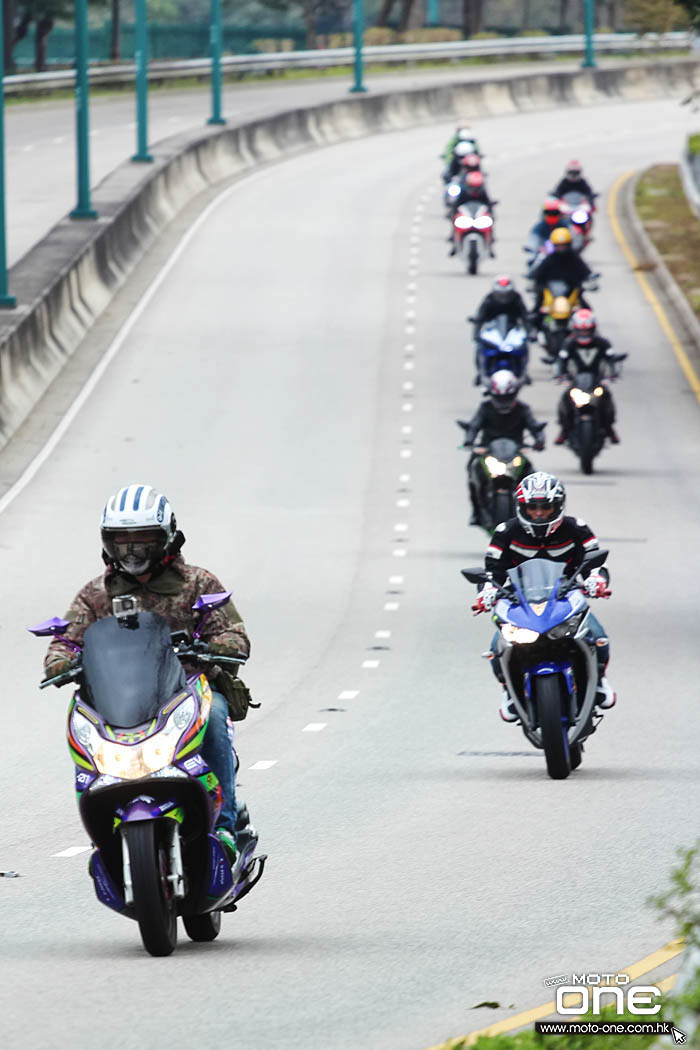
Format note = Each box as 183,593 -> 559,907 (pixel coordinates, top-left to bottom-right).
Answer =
125,822 -> 178,957
535,675 -> 571,780
468,239 -> 479,275
183,911 -> 222,942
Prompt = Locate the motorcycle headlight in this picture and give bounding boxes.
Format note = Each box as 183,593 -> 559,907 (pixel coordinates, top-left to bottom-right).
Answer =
570,387 -> 591,407
474,215 -> 493,230
547,612 -> 585,639
72,710 -> 99,754
511,455 -> 523,468
501,623 -> 539,644
93,696 -> 196,780
454,216 -> 473,230
447,184 -> 461,197
571,209 -> 589,224
484,455 -> 507,477
594,386 -> 604,397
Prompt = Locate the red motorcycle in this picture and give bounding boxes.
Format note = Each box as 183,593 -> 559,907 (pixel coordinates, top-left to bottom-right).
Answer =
452,202 -> 494,276
559,191 -> 594,247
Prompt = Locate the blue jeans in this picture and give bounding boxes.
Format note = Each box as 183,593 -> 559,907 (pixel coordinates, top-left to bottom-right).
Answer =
490,612 -> 609,683
200,690 -> 237,834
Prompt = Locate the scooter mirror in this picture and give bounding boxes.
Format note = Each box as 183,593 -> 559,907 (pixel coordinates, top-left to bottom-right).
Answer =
27,617 -> 71,637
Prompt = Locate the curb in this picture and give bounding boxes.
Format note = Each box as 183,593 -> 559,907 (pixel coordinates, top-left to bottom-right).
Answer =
1,58 -> 700,454
618,168 -> 700,360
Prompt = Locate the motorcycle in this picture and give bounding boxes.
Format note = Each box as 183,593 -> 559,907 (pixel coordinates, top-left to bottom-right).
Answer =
29,592 -> 266,957
540,294 -> 573,364
452,202 -> 494,276
559,191 -> 595,246
558,356 -> 626,474
462,550 -> 609,779
444,179 -> 462,217
458,433 -> 541,533
474,314 -> 529,381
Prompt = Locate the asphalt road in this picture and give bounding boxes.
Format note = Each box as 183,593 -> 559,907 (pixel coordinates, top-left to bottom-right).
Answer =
1,96 -> 699,1050
4,56 -> 665,267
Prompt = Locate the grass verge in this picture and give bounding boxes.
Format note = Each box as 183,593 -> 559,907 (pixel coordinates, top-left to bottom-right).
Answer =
635,163 -> 700,318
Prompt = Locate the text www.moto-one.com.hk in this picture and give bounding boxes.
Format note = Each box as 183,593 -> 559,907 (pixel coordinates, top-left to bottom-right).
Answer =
536,1022 -> 674,1036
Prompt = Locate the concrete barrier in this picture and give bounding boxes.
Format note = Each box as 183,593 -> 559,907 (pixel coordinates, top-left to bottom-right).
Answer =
1,57 -> 699,451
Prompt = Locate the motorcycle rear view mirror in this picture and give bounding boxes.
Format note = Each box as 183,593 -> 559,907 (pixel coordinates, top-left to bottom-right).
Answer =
461,568 -> 488,585
192,591 -> 232,640
579,548 -> 609,572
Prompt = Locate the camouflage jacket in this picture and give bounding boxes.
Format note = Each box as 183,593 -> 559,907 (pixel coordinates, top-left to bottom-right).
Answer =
44,556 -> 250,677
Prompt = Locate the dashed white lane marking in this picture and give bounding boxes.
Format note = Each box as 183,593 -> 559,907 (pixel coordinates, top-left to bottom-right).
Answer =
53,845 -> 91,858
52,136 -> 66,145
384,602 -> 400,611
303,723 -> 327,732
407,282 -> 417,291
393,548 -> 407,558
399,473 -> 411,482
362,659 -> 380,669
375,630 -> 391,639
402,402 -> 414,412
405,325 -> 415,335
400,448 -> 412,458
405,309 -> 416,319
249,760 -> 277,770
406,295 -> 416,304
338,689 -> 359,700
396,497 -> 410,507
401,427 -> 412,436
90,130 -> 101,137
403,381 -> 414,391
389,575 -> 404,584
23,144 -> 34,152
403,361 -> 415,371
404,342 -> 415,352
394,522 -> 408,532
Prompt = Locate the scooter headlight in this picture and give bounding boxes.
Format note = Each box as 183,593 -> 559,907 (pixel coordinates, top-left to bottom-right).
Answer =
93,696 -> 197,780
501,623 -> 539,644
484,455 -> 507,477
570,387 -> 591,407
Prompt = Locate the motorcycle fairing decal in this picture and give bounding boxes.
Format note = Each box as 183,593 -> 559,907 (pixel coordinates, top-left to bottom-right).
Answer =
175,723 -> 207,760
90,851 -> 126,914
69,741 -> 95,772
207,835 -> 234,898
198,771 -> 219,793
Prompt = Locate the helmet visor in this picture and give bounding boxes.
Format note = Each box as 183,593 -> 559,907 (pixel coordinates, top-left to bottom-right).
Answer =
521,499 -> 562,524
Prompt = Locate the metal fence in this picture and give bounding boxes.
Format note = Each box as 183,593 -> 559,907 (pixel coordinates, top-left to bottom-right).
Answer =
11,23 -> 690,69
5,32 -> 691,94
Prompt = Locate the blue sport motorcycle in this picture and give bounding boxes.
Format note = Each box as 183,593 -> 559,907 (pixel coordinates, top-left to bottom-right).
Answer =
474,314 -> 529,383
463,551 -> 609,779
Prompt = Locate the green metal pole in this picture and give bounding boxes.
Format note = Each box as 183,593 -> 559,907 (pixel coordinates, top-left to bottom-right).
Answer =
581,0 -> 596,68
208,0 -> 225,125
132,0 -> 153,162
70,0 -> 97,220
0,0 -> 15,306
426,0 -> 439,27
350,0 -> 366,93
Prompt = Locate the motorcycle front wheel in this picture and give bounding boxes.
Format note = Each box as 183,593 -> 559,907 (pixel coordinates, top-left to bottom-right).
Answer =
125,822 -> 178,957
577,417 -> 596,475
535,675 -> 572,780
467,238 -> 479,276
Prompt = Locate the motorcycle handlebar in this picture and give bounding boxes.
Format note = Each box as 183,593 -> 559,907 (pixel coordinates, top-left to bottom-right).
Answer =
175,646 -> 247,667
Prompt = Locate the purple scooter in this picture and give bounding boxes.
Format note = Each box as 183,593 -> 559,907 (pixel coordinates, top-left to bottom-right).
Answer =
29,591 -> 266,957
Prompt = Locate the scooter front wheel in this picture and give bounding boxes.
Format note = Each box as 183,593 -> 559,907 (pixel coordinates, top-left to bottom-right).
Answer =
125,821 -> 178,957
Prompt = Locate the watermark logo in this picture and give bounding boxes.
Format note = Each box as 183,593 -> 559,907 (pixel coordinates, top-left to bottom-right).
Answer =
543,973 -> 662,1017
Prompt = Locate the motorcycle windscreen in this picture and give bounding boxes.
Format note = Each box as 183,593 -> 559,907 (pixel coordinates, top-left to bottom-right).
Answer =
488,437 -> 520,462
507,559 -> 565,604
81,613 -> 186,727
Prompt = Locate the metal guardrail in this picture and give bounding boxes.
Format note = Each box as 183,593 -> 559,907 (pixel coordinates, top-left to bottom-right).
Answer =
4,32 -> 691,94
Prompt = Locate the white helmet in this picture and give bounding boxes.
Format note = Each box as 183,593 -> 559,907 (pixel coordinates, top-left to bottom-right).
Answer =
515,472 -> 566,539
101,484 -> 177,576
454,141 -> 475,158
488,369 -> 520,414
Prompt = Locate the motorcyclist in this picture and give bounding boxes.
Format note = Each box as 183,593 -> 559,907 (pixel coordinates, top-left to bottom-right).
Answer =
457,370 -> 546,525
471,471 -> 615,721
443,123 -> 481,164
552,159 -> 597,203
43,484 -> 255,868
449,172 -> 497,257
443,139 -> 482,181
472,275 -> 529,335
530,227 -> 594,327
554,308 -> 621,444
529,197 -> 570,243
